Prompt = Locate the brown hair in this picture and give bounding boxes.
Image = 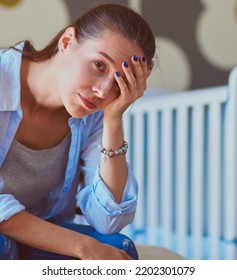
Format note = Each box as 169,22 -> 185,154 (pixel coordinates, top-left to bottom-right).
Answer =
21,4 -> 156,69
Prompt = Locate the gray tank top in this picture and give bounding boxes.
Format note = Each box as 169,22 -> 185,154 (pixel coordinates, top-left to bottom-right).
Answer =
0,134 -> 71,215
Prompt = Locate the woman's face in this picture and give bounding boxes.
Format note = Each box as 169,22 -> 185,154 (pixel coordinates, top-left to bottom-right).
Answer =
56,28 -> 144,118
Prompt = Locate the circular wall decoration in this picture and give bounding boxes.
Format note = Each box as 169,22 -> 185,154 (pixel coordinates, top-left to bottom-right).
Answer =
235,0 -> 237,19
0,0 -> 70,49
196,0 -> 237,70
0,0 -> 21,6
147,36 -> 192,93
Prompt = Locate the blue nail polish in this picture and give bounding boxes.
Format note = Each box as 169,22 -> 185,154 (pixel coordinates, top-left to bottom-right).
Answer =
142,56 -> 147,62
133,55 -> 138,62
116,71 -> 120,77
124,61 -> 129,68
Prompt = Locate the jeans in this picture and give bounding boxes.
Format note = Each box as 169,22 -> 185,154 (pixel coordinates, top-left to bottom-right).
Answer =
0,223 -> 138,260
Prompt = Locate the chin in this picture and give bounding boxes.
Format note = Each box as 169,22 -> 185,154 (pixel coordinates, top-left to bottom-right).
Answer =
68,107 -> 94,119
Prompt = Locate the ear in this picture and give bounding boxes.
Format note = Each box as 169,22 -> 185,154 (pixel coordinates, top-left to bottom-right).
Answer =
58,27 -> 76,52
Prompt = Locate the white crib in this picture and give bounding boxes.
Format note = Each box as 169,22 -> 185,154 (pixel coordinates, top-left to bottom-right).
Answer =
122,67 -> 237,260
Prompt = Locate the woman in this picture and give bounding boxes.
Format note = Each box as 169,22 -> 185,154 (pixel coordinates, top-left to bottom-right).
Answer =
0,4 -> 155,259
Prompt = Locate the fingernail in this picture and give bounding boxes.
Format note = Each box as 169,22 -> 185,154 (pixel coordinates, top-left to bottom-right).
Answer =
133,55 -> 138,62
124,61 -> 129,68
116,71 -> 120,77
142,56 -> 147,62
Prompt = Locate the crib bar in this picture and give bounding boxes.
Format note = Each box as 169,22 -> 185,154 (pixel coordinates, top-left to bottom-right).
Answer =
208,103 -> 222,259
132,113 -> 146,242
191,105 -> 205,259
122,116 -> 133,238
147,111 -> 159,245
223,69 -> 237,259
175,107 -> 188,256
161,109 -> 173,247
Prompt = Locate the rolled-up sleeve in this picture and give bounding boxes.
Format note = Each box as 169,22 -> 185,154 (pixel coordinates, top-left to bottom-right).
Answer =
77,165 -> 138,234
0,177 -> 25,223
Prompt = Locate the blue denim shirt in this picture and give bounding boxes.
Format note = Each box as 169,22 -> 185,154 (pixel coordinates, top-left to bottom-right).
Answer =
0,44 -> 138,234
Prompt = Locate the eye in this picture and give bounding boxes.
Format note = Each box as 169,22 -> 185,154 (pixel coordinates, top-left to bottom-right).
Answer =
95,61 -> 106,72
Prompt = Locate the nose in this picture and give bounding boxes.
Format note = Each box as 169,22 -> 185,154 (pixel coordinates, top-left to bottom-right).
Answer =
92,77 -> 114,98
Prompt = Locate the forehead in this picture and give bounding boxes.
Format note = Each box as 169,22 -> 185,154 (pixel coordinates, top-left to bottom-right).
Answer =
79,31 -> 143,61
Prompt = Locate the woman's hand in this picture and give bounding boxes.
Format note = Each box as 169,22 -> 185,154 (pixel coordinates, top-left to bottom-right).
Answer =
78,236 -> 134,260
104,55 -> 150,120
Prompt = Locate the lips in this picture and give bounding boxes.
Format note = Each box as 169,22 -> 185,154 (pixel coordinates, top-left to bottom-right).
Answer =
78,94 -> 96,110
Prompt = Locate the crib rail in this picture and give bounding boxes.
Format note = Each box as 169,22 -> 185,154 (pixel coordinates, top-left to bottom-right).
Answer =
122,67 -> 237,260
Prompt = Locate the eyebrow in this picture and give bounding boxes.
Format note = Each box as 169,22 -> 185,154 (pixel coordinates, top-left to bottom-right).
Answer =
98,52 -> 115,64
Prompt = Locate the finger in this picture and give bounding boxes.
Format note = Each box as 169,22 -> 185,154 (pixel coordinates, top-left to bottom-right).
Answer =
141,56 -> 150,79
114,71 -> 130,99
131,55 -> 147,94
119,249 -> 133,260
140,56 -> 151,92
131,55 -> 144,81
121,61 -> 137,92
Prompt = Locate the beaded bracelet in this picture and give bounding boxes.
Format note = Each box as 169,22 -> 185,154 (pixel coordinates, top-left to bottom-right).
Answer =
98,140 -> 128,162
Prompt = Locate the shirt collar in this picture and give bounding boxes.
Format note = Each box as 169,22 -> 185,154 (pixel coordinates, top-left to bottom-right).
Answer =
69,115 -> 89,126
0,42 -> 24,111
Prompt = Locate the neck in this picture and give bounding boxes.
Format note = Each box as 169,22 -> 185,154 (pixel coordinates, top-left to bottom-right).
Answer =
20,57 -> 63,114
